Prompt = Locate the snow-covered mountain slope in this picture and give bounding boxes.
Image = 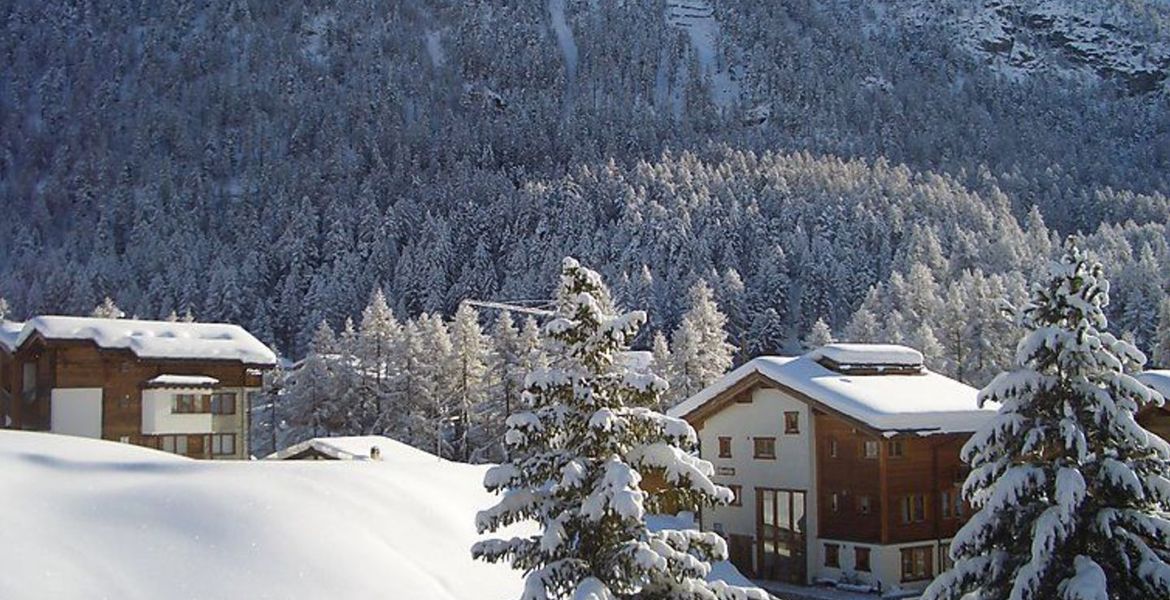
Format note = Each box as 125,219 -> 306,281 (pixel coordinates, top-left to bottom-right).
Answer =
908,0 -> 1170,93
0,431 -> 756,599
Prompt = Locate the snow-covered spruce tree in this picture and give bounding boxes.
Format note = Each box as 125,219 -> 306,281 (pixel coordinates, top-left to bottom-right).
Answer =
924,240 -> 1170,600
473,258 -> 765,600
91,296 -> 125,319
801,317 -> 834,351
671,281 -> 736,402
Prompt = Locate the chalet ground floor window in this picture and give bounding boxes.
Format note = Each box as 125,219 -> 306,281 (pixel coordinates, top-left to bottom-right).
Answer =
824,543 -> 840,568
159,434 -> 189,455
756,488 -> 807,584
901,546 -> 933,582
939,544 -> 954,572
211,433 -> 236,456
855,547 -> 871,572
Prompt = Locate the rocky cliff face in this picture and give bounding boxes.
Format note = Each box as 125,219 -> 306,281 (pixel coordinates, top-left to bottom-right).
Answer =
908,0 -> 1170,95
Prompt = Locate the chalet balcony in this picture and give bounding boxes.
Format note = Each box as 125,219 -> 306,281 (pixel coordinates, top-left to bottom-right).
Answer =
141,391 -> 213,435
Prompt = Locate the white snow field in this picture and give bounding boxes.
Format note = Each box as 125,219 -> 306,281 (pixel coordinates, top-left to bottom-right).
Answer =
0,431 -> 758,599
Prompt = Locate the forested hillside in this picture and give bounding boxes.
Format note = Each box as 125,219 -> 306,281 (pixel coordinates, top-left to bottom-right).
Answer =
1,0 -> 1169,367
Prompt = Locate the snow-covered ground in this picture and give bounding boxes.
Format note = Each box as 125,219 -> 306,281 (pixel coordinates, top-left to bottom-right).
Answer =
0,431 -> 758,599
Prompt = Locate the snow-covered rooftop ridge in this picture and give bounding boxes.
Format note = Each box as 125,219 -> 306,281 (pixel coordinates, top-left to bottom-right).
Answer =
1137,371 -> 1170,400
669,352 -> 992,435
144,374 -> 221,388
809,343 -> 924,368
9,315 -> 276,365
0,320 -> 23,352
267,435 -> 442,462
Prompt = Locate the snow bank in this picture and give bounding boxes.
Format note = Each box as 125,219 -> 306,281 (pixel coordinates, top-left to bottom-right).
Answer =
0,432 -> 756,599
10,316 -> 276,365
671,351 -> 993,435
0,431 -> 520,599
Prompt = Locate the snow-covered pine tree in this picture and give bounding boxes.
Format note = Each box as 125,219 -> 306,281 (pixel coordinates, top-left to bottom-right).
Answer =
650,331 -> 677,410
801,317 -> 834,351
670,281 -> 736,402
489,310 -> 524,461
357,288 -> 403,434
473,257 -> 766,600
451,303 -> 492,462
285,320 -> 342,439
1153,297 -> 1170,369
924,239 -> 1170,600
91,296 -> 125,319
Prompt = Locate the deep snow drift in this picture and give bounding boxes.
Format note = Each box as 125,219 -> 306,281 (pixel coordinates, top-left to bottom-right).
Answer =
0,431 -> 756,599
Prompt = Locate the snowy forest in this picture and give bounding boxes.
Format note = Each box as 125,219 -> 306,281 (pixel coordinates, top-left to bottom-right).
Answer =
4,1 -> 1170,432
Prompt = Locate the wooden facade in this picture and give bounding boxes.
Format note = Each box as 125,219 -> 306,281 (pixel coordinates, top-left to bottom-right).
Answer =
1,332 -> 268,459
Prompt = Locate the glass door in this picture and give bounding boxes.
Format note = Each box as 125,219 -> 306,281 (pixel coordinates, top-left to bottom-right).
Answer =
756,488 -> 807,584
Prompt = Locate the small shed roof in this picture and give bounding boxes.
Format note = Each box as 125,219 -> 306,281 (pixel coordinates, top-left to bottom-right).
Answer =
267,436 -> 441,462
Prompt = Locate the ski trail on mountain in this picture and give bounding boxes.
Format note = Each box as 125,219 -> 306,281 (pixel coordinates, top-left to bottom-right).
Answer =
549,0 -> 579,115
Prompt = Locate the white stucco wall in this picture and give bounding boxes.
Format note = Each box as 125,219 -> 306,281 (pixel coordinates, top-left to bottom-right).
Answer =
814,538 -> 949,593
699,386 -> 818,580
50,388 -> 103,438
140,389 -> 212,435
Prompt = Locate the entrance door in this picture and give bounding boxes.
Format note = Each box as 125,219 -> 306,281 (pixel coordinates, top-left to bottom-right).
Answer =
756,488 -> 807,584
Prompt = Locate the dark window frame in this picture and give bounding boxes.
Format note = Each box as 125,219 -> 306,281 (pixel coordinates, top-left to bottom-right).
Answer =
752,437 -> 777,460
718,436 -> 733,458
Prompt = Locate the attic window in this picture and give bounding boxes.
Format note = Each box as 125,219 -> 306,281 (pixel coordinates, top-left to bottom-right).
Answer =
810,343 -> 925,375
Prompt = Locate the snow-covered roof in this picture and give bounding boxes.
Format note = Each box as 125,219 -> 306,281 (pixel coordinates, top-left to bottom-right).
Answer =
669,351 -> 993,436
9,316 -> 276,365
143,374 -> 221,388
267,435 -> 442,462
809,343 -> 924,368
1137,371 -> 1170,402
0,320 -> 23,353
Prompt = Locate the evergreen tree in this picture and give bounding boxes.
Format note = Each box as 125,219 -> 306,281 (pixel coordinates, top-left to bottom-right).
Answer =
357,288 -> 403,434
489,311 -> 524,461
450,303 -> 492,462
650,331 -> 677,410
801,317 -> 834,351
1153,297 -> 1170,368
924,240 -> 1170,600
473,258 -> 765,600
671,281 -> 735,401
285,320 -> 342,439
91,296 -> 125,319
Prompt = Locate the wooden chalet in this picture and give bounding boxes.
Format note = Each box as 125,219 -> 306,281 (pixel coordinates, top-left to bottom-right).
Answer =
0,316 -> 275,459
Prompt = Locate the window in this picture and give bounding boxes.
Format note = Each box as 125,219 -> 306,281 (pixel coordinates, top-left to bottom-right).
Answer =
855,547 -> 871,572
728,484 -> 743,507
954,488 -> 966,518
857,495 -> 872,515
940,546 -> 954,571
210,392 -> 238,415
941,491 -> 953,519
888,440 -> 904,458
784,411 -> 800,434
753,437 -> 776,459
211,434 -> 236,456
901,546 -> 933,581
160,435 -> 188,455
718,436 -> 732,458
824,544 -> 840,568
172,393 -> 209,414
901,495 -> 927,524
828,437 -> 838,458
830,493 -> 840,513
863,440 -> 879,459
